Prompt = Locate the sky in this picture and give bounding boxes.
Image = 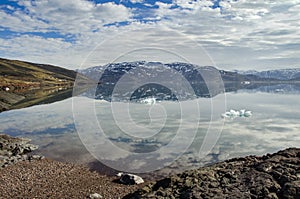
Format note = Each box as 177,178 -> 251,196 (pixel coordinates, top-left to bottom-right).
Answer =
0,0 -> 299,70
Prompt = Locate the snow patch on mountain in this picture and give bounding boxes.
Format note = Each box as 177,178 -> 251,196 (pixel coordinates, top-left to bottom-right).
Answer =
235,68 -> 300,80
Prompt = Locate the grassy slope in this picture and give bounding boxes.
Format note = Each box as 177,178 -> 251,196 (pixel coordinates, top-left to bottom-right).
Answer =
0,58 -> 90,112
0,58 -> 79,87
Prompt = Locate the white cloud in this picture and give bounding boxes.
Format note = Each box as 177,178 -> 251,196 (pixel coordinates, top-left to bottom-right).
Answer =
129,0 -> 144,4
0,0 -> 299,70
1,0 -> 132,35
174,0 -> 214,10
0,35 -> 76,67
152,0 -> 300,70
0,7 -> 49,33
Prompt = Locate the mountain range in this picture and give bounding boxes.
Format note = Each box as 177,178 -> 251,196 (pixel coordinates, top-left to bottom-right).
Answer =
1,57 -> 300,111
80,61 -> 300,83
78,61 -> 300,101
235,68 -> 300,81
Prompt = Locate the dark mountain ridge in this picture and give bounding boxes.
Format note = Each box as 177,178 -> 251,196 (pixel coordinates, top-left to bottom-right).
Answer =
236,68 -> 300,81
79,61 -> 283,101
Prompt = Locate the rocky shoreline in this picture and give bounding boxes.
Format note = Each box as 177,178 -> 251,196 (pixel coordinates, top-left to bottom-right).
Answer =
0,134 -> 299,198
125,148 -> 300,199
0,134 -> 44,168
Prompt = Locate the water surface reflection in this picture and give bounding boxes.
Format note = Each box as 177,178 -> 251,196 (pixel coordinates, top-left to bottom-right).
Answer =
0,91 -> 299,176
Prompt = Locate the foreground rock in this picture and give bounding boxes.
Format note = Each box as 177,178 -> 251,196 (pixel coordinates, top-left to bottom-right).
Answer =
125,148 -> 300,199
0,134 -> 43,168
117,173 -> 144,185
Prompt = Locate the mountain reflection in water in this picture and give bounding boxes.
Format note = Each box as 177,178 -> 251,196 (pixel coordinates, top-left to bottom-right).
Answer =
0,85 -> 300,176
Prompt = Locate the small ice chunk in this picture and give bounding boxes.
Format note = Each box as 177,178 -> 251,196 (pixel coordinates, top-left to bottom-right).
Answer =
239,109 -> 245,116
222,109 -> 252,119
140,97 -> 156,105
244,110 -> 252,117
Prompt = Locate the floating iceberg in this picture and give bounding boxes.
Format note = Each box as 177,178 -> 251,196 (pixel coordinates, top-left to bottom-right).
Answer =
140,97 -> 156,105
221,109 -> 252,119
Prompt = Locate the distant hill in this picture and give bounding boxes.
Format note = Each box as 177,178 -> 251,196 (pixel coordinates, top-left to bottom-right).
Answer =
0,58 -> 90,112
236,68 -> 300,81
0,58 -> 79,87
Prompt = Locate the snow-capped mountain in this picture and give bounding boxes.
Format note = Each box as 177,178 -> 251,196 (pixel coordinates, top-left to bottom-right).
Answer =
78,62 -> 300,102
236,68 -> 300,80
78,61 -> 227,101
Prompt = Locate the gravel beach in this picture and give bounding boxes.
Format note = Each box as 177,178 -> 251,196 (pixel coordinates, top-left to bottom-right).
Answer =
0,159 -> 140,198
0,133 -> 299,198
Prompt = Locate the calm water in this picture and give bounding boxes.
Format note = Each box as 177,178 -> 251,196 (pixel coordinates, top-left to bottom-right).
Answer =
1,90 -> 300,175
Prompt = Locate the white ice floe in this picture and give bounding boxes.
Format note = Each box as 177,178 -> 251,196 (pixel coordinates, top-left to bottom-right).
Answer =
221,109 -> 252,119
140,97 -> 156,105
244,110 -> 252,117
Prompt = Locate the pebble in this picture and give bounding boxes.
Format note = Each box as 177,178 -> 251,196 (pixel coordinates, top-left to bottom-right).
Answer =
88,193 -> 103,199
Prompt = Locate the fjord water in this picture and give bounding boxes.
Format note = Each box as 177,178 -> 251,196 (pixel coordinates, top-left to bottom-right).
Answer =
0,90 -> 300,174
